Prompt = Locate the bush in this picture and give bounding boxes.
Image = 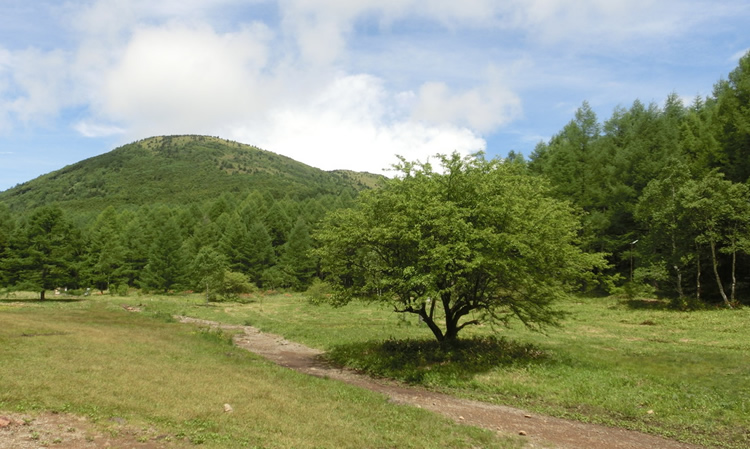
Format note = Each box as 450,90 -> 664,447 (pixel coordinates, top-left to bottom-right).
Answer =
305,278 -> 332,304
217,271 -> 253,301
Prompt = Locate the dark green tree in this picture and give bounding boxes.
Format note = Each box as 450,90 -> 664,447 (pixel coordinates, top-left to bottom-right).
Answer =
139,217 -> 186,293
315,153 -> 607,343
85,206 -> 126,292
219,213 -> 254,273
0,203 -> 15,287
279,217 -> 316,290
119,208 -> 152,286
7,206 -> 78,299
713,51 -> 750,182
264,201 -> 292,249
246,220 -> 276,286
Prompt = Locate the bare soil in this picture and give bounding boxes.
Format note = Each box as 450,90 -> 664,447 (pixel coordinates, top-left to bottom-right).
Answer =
0,412 -> 186,449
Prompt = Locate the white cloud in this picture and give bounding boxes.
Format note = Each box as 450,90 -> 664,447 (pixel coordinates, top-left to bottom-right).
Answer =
730,48 -> 750,62
230,74 -> 486,173
99,21 -> 274,136
411,76 -> 521,133
74,121 -> 126,138
2,47 -> 76,124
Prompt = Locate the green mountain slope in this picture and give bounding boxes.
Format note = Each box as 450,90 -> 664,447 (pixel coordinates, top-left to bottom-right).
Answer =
0,135 -> 382,214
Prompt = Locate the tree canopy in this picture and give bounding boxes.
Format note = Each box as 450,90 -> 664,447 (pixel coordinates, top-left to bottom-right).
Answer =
315,153 -> 607,342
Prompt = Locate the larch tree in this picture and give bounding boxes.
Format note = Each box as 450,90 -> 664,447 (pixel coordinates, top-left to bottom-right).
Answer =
7,206 -> 78,299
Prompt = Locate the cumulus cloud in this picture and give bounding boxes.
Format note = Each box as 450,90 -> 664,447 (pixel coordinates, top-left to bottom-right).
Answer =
411,76 -> 521,133
231,74 -> 486,173
99,21 -> 274,135
1,47 -> 76,125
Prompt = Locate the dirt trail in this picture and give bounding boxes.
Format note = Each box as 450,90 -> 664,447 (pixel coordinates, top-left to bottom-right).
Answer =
177,316 -> 705,449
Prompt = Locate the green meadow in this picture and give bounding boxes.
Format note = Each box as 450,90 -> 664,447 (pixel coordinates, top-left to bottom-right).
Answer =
2,292 -> 749,448
0,296 -> 519,449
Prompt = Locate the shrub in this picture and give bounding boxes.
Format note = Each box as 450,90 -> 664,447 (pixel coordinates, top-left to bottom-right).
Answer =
305,278 -> 332,304
217,271 -> 253,301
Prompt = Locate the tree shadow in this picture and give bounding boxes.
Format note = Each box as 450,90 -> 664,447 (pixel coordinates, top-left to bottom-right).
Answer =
0,297 -> 85,304
325,336 -> 547,384
620,298 -> 672,310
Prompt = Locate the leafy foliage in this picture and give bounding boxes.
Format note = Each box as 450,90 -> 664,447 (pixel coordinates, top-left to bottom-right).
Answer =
315,152 -> 607,342
529,51 -> 750,305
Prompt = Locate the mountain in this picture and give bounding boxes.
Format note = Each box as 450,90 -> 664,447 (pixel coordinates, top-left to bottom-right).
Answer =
0,135 -> 382,215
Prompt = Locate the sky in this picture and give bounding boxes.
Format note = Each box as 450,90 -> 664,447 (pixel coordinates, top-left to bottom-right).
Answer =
1,0 -> 749,192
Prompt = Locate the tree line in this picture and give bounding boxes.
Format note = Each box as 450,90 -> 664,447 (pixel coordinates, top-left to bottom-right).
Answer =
527,52 -> 750,307
0,190 -> 355,300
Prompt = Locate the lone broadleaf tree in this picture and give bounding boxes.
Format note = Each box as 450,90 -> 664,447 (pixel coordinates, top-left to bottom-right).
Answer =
315,153 -> 607,343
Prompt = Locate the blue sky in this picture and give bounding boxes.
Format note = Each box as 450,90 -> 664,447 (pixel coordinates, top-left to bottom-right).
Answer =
1,0 -> 749,192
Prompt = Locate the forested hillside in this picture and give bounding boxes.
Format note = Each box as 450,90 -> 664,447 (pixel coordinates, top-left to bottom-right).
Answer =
528,52 -> 750,307
0,135 -> 378,297
0,135 -> 379,216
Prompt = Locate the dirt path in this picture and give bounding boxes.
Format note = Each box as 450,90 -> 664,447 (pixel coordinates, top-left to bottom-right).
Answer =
177,316 -> 705,449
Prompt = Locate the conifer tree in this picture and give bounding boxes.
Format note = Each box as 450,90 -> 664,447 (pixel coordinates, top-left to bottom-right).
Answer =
0,203 -> 16,287
264,201 -> 292,249
85,206 -> 126,292
246,220 -> 276,285
139,217 -> 186,293
279,217 -> 316,290
220,213 -> 254,273
7,206 -> 78,299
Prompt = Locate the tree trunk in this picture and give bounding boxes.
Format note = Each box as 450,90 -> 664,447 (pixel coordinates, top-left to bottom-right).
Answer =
40,290 -> 46,300
709,239 -> 732,308
674,265 -> 684,299
419,312 -> 445,342
696,243 -> 701,303
730,234 -> 737,303
671,230 -> 684,298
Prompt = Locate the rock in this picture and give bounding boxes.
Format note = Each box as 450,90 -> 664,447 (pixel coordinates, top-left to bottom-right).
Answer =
224,403 -> 233,413
519,430 -> 527,436
524,414 -> 532,418
0,417 -> 12,428
458,416 -> 465,420
646,409 -> 654,415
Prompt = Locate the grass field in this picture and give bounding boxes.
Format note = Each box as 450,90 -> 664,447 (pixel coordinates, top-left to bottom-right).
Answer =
2,291 -> 749,448
0,296 -> 519,449
107,291 -> 749,449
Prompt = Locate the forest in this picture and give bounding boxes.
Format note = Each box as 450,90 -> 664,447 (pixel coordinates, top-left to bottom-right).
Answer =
527,51 -> 750,308
0,52 -> 749,307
